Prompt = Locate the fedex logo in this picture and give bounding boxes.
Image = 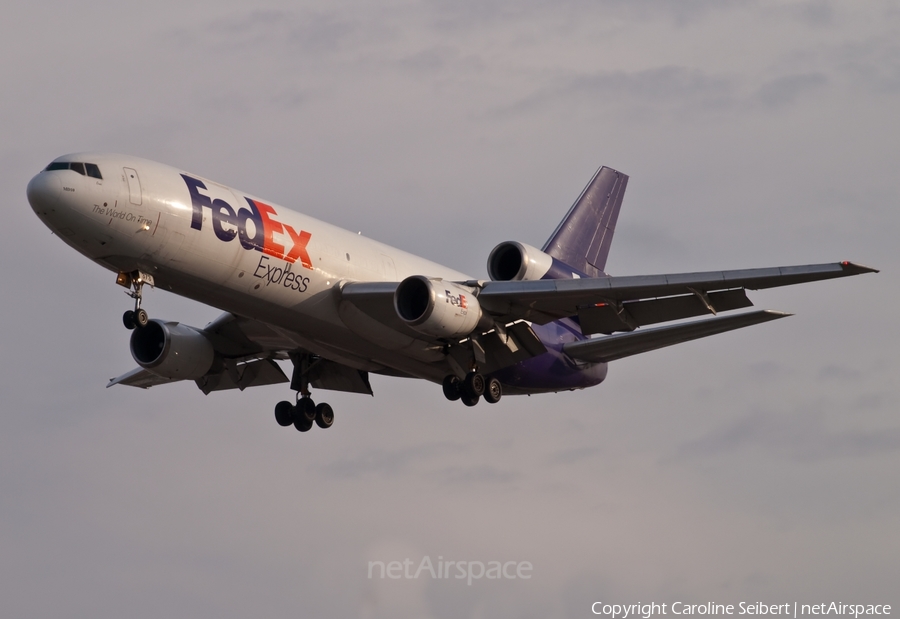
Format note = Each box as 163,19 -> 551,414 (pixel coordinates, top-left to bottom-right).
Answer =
445,290 -> 468,310
181,174 -> 313,269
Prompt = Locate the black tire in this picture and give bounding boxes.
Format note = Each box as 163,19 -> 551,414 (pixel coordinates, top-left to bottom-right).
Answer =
134,308 -> 149,328
442,375 -> 462,401
274,401 -> 294,426
315,403 -> 334,429
484,377 -> 502,404
294,415 -> 314,432
461,393 -> 480,407
296,397 -> 317,422
463,372 -> 485,398
122,310 -> 136,330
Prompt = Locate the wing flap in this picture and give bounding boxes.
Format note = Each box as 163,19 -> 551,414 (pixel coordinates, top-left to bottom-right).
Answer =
578,288 -> 753,335
564,310 -> 791,363
308,359 -> 373,395
196,358 -> 289,394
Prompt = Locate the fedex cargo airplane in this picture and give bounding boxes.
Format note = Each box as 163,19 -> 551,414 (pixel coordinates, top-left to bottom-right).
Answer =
27,154 -> 877,433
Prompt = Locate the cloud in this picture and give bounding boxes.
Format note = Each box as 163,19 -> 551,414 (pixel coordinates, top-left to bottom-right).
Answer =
676,407 -> 900,462
169,7 -> 361,57
434,464 -> 521,485
817,363 -> 863,382
324,442 -> 464,478
397,46 -> 458,75
754,73 -> 828,108
500,66 -> 736,118
426,0 -> 757,31
837,38 -> 900,94
547,445 -> 603,465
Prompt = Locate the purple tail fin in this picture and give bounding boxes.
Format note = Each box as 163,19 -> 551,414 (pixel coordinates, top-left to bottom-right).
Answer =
542,166 -> 628,277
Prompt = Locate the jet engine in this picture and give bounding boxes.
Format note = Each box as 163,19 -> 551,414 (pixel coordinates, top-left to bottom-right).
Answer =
394,276 -> 482,339
130,319 -> 216,379
487,241 -> 553,281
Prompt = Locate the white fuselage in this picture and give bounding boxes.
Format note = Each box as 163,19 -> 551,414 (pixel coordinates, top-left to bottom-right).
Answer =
28,153 -> 473,381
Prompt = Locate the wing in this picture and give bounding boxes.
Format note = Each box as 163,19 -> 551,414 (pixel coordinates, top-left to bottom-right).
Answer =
108,312 -> 373,395
476,261 -> 877,335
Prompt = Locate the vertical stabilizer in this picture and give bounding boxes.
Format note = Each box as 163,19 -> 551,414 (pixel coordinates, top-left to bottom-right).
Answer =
542,166 -> 628,277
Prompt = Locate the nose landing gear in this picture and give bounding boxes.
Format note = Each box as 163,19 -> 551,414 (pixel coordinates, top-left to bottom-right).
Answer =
117,270 -> 154,330
122,308 -> 149,330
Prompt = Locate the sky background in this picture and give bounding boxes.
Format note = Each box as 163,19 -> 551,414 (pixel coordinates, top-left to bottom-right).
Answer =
1,1 -> 898,617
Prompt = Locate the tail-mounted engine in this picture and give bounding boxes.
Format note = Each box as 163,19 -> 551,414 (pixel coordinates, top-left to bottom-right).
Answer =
487,241 -> 554,281
130,319 -> 216,379
394,276 -> 482,339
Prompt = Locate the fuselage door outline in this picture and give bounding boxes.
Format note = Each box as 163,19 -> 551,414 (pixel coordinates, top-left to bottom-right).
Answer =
124,167 -> 142,206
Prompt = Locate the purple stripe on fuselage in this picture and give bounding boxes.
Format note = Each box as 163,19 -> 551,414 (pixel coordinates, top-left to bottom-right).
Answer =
492,320 -> 608,393
489,256 -> 609,394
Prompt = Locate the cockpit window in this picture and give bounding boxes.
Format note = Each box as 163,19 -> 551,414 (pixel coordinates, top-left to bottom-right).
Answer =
43,161 -> 103,179
85,163 -> 102,179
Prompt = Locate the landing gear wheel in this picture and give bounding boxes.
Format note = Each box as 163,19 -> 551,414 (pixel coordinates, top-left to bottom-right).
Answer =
274,401 -> 294,427
484,377 -> 502,404
123,310 -> 136,330
315,403 -> 334,429
296,397 -> 317,422
134,308 -> 149,328
461,393 -> 480,407
463,372 -> 485,398
294,415 -> 314,432
442,375 -> 462,401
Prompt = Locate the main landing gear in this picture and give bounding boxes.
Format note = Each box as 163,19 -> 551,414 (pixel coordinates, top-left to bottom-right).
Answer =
118,270 -> 154,330
275,353 -> 335,433
274,396 -> 335,432
442,371 -> 502,407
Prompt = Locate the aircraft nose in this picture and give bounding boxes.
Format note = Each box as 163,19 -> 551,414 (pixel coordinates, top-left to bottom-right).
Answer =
27,170 -> 62,218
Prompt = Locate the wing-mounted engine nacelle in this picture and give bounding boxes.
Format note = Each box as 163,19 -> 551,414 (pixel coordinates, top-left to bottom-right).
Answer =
130,319 -> 216,379
394,276 -> 483,339
487,241 -> 554,281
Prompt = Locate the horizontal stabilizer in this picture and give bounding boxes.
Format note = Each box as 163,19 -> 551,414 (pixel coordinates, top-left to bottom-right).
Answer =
563,310 -> 791,363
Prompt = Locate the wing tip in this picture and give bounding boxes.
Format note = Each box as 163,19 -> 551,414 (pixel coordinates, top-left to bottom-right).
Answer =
840,261 -> 879,274
760,309 -> 793,319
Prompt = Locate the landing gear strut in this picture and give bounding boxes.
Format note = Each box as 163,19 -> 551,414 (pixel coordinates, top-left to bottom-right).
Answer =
272,354 -> 336,433
118,270 -> 154,330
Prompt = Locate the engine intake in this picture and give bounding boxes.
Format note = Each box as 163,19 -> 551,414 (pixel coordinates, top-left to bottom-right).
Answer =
130,319 -> 216,379
394,276 -> 482,339
487,241 -> 553,281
